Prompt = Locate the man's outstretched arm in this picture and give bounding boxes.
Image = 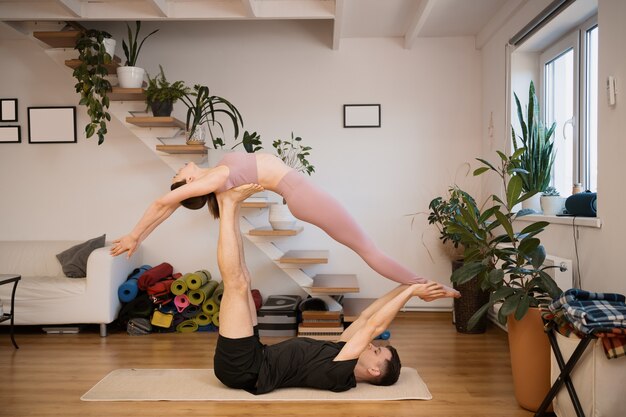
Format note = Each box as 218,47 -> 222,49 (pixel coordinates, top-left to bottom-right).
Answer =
334,282 -> 445,361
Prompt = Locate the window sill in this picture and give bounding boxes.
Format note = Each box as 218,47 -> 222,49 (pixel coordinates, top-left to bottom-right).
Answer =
514,214 -> 602,229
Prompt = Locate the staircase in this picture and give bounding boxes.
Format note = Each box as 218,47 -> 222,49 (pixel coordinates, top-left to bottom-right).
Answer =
30,26 -> 371,320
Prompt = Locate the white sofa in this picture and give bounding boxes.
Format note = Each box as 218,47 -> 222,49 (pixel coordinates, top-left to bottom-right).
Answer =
0,240 -> 143,336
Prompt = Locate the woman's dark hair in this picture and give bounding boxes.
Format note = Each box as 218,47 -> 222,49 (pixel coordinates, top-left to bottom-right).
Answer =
171,180 -> 208,210
372,345 -> 402,386
207,192 -> 220,219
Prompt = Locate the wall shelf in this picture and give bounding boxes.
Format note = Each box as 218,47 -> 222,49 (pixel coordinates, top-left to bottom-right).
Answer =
126,116 -> 186,129
155,144 -> 207,154
108,88 -> 146,101
65,57 -> 120,74
33,30 -> 81,48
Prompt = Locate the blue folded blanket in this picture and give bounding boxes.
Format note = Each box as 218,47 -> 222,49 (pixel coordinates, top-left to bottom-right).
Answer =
549,288 -> 626,332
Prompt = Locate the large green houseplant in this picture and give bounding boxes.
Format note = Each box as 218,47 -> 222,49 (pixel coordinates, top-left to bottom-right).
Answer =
512,81 -> 556,210
447,149 -> 563,411
179,84 -> 244,147
73,29 -> 114,145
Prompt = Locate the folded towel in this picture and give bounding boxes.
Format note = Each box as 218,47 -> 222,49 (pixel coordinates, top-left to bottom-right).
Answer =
138,262 -> 174,291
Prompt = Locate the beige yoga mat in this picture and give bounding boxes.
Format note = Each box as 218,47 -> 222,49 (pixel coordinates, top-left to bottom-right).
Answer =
81,367 -> 432,402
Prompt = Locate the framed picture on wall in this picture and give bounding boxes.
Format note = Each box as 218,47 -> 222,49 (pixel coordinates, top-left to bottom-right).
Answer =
0,126 -> 21,143
0,98 -> 18,122
27,106 -> 77,144
343,104 -> 381,128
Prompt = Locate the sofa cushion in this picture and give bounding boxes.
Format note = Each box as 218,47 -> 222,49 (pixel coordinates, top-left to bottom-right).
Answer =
0,241 -> 81,278
56,234 -> 106,278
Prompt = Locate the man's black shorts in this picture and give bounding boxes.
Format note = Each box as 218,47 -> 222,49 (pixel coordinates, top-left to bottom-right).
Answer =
214,330 -> 264,392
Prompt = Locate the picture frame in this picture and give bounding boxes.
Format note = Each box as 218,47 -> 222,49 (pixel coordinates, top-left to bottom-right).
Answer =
0,126 -> 21,143
0,98 -> 18,122
343,104 -> 381,128
28,106 -> 77,144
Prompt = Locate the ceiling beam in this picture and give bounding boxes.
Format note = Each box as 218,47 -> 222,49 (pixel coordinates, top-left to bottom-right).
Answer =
404,0 -> 435,50
332,0 -> 344,50
57,0 -> 82,17
241,0 -> 258,17
146,0 -> 170,17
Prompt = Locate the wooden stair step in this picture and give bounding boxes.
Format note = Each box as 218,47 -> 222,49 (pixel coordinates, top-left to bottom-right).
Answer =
249,226 -> 303,237
341,298 -> 375,322
156,144 -> 207,154
126,116 -> 186,129
241,201 -> 273,209
310,274 -> 359,294
108,87 -> 146,101
65,56 -> 121,74
279,250 -> 328,264
33,30 -> 81,48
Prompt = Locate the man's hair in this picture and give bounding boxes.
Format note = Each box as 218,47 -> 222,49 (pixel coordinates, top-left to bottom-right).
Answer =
371,345 -> 402,386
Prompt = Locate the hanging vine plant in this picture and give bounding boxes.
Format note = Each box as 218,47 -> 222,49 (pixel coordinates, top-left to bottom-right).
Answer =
73,29 -> 113,145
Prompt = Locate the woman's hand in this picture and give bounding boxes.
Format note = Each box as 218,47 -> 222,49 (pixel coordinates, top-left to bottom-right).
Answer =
410,281 -> 448,302
110,235 -> 139,258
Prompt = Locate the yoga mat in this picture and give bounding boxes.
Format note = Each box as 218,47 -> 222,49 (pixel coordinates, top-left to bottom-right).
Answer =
176,320 -> 198,333
202,298 -> 219,315
138,262 -> 174,291
188,280 -> 219,305
174,294 -> 190,313
185,270 -> 211,290
193,313 -> 212,326
211,311 -> 220,327
181,305 -> 201,319
211,281 -> 225,306
118,279 -> 139,303
128,265 -> 152,281
171,275 -> 188,295
81,368 -> 432,401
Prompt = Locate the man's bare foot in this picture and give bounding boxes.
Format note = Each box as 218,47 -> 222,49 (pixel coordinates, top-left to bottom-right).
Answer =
217,183 -> 264,207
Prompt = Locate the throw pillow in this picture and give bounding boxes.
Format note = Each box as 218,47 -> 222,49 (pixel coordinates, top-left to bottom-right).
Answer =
56,234 -> 106,278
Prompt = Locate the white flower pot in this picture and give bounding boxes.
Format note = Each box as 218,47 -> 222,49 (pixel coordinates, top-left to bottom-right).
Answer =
540,196 -> 565,215
269,203 -> 297,230
116,66 -> 145,88
521,193 -> 542,213
102,38 -> 116,57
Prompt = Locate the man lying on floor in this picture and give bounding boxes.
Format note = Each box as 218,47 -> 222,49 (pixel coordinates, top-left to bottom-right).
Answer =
213,184 -> 451,394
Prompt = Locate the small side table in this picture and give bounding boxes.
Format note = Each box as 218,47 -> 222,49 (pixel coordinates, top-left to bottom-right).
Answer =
0,274 -> 21,349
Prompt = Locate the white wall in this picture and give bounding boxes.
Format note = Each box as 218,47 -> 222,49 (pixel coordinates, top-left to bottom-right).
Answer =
0,20 -> 482,307
480,0 -> 626,295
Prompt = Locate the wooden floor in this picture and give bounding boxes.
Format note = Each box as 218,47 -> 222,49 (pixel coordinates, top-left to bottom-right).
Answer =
0,312 -> 535,417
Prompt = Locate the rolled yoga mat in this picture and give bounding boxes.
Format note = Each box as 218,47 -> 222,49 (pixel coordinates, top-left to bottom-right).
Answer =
211,281 -> 225,306
185,270 -> 211,291
174,294 -> 190,313
202,298 -> 219,315
211,311 -> 220,327
118,265 -> 152,303
176,319 -> 198,333
181,304 -> 201,319
193,313 -> 212,326
188,280 -> 219,305
170,274 -> 189,296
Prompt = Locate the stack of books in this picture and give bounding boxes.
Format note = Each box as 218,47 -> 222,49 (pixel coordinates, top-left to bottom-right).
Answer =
298,310 -> 344,341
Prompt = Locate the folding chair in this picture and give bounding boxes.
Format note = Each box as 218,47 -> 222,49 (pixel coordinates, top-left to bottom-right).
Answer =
535,321 -> 599,417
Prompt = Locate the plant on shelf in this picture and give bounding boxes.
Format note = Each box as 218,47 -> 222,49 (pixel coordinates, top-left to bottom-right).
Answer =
73,29 -> 114,145
540,186 -> 565,215
180,84 -> 244,147
447,149 -> 563,411
145,65 -> 189,117
117,21 -> 159,88
512,81 -> 556,210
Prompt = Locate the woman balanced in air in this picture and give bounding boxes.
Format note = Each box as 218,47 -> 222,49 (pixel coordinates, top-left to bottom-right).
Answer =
111,152 -> 460,299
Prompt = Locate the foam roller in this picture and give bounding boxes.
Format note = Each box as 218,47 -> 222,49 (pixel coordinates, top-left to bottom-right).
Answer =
185,269 -> 211,290
188,280 -> 219,305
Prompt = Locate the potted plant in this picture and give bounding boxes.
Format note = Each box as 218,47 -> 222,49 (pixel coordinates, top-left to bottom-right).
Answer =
73,29 -> 114,145
512,81 -> 556,212
232,130 -> 263,153
540,186 -> 565,215
448,149 -> 562,412
427,187 -> 490,333
179,84 -> 244,148
268,132 -> 315,230
145,65 -> 189,117
117,21 -> 159,88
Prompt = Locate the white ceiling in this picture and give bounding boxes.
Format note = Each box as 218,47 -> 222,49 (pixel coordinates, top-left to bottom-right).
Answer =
0,0 -> 513,49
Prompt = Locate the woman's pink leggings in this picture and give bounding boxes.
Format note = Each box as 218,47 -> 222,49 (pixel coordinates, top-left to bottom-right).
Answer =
275,170 -> 421,285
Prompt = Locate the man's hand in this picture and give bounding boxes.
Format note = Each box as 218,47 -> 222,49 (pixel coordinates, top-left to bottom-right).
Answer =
110,235 -> 138,258
410,281 -> 448,301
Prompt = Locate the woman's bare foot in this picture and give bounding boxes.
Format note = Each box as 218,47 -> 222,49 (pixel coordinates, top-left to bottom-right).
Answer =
217,183 -> 264,208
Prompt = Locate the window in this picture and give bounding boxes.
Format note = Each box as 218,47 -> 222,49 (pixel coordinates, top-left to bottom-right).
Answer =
540,18 -> 598,194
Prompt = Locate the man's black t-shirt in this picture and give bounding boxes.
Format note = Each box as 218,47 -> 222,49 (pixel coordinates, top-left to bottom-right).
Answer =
255,337 -> 357,394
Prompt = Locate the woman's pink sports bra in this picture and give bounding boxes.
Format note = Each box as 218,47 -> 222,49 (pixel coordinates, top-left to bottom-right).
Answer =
215,152 -> 259,193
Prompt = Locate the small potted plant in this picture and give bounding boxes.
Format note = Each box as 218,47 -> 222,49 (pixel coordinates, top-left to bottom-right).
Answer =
145,65 -> 189,117
512,81 -> 556,212
268,132 -> 315,230
73,29 -> 114,145
179,84 -> 244,147
540,186 -> 564,215
117,21 -> 159,88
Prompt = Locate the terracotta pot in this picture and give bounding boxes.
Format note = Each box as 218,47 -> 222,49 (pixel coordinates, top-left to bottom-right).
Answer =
507,307 -> 552,412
